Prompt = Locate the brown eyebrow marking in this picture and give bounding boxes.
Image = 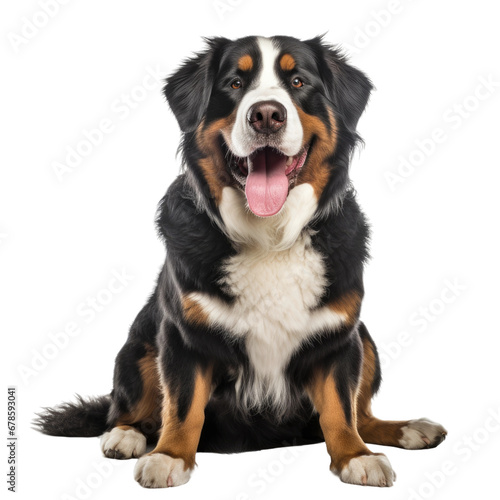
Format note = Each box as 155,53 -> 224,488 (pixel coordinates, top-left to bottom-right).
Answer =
280,53 -> 296,71
238,54 -> 253,71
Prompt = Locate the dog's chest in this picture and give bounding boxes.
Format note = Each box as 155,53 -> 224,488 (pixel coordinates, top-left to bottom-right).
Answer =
218,234 -> 334,411
186,232 -> 347,412
221,234 -> 327,341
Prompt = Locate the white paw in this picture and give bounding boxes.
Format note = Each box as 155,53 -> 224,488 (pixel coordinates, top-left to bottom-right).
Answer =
134,453 -> 192,488
400,418 -> 447,449
100,427 -> 146,459
339,454 -> 396,487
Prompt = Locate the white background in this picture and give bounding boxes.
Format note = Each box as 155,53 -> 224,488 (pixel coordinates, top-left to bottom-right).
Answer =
2,0 -> 500,499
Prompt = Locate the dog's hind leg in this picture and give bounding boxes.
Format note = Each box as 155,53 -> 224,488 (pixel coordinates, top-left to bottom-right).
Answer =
356,323 -> 447,450
101,341 -> 161,459
101,297 -> 162,460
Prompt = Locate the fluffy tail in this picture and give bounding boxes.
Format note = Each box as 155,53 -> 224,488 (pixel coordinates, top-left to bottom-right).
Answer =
34,395 -> 111,437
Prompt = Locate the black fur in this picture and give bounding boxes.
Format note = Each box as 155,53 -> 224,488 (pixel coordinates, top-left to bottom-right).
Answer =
36,35 -> 378,454
164,37 -> 231,133
34,395 -> 111,437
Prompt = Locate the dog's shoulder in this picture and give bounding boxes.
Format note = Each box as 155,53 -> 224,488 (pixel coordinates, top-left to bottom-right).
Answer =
156,175 -> 234,287
156,175 -> 228,247
310,189 -> 370,298
313,189 -> 370,254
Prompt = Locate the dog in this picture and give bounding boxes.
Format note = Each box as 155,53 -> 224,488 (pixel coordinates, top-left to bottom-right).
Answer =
36,35 -> 447,488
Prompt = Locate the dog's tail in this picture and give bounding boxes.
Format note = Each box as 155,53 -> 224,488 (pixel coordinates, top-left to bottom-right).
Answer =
33,395 -> 111,437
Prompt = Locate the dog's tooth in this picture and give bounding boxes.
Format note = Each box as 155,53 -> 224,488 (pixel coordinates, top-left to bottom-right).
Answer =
286,156 -> 293,166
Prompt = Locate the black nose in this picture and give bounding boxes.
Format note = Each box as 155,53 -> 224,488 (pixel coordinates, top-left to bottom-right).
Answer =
247,100 -> 287,134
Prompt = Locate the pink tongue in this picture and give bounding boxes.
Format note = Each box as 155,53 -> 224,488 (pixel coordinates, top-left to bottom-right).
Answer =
245,148 -> 289,217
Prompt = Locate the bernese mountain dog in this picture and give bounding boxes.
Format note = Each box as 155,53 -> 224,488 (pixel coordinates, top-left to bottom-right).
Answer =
36,35 -> 447,488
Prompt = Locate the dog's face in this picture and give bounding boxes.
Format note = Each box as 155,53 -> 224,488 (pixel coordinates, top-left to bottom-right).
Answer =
164,36 -> 372,218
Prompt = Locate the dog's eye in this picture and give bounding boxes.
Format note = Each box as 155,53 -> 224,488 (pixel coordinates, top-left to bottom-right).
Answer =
231,79 -> 242,89
291,77 -> 304,88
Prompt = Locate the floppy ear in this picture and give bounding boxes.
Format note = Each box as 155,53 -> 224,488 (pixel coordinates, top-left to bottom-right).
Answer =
163,37 -> 229,133
306,37 -> 373,133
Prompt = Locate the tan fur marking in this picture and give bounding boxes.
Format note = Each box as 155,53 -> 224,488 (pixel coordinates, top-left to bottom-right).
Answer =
238,54 -> 253,71
152,367 -> 213,470
329,291 -> 362,326
115,424 -> 136,431
195,114 -> 237,204
308,369 -> 370,472
182,295 -> 209,326
296,107 -> 338,198
359,418 -> 409,447
356,335 -> 377,418
280,53 -> 296,71
356,336 -> 408,447
117,346 -> 161,429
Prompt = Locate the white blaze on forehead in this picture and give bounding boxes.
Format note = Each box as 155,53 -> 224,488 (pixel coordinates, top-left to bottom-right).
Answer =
226,37 -> 303,158
256,37 -> 281,92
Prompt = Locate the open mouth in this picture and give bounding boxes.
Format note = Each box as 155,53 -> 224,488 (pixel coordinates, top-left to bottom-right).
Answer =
225,144 -> 310,217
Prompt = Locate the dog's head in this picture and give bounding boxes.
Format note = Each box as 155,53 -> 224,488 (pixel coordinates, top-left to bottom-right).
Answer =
164,36 -> 372,223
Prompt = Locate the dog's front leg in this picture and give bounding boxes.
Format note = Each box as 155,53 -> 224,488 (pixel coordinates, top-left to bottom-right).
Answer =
307,366 -> 396,487
134,334 -> 212,489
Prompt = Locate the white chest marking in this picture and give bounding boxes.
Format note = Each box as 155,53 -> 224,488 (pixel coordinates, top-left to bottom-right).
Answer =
187,233 -> 346,415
